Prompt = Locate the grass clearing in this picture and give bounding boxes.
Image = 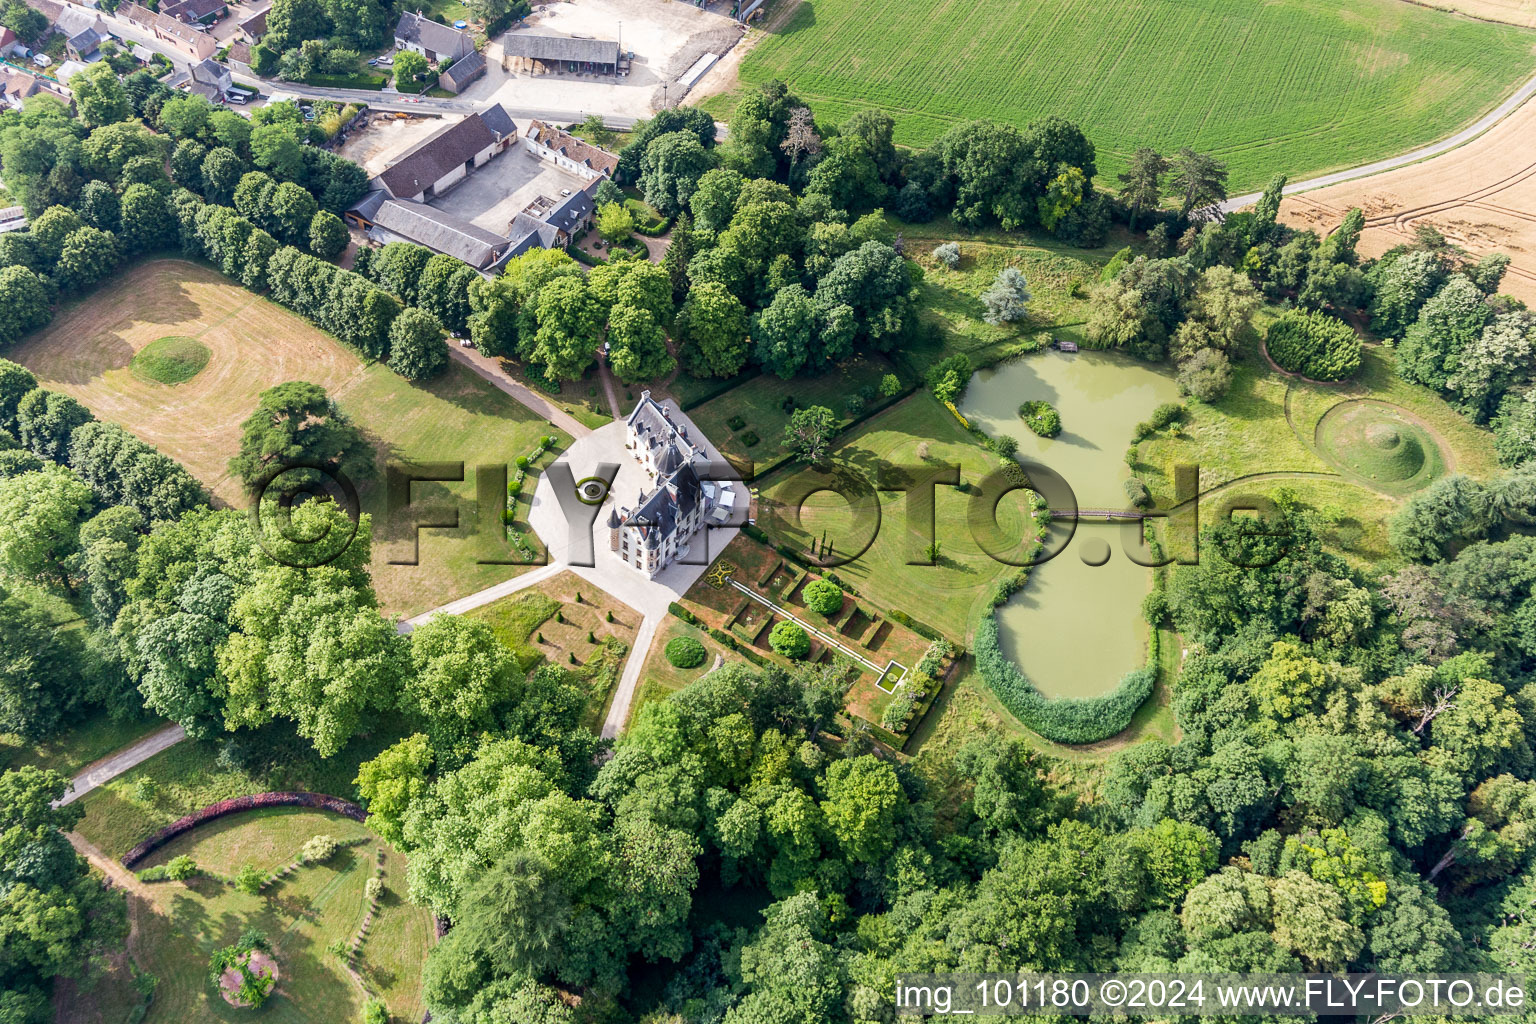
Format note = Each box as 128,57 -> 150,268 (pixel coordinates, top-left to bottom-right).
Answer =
75,728 -> 409,861
8,260 -> 569,619
632,618 -> 735,720
129,336 -> 210,385
1,709 -> 162,775
125,807 -> 432,1024
713,0 -> 1536,190
686,356 -> 901,475
753,394 -> 1034,639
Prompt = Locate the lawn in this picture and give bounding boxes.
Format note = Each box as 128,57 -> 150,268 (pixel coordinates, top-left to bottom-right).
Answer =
631,618 -> 735,720
712,0 -> 1536,190
8,260 -> 569,619
75,727 -> 410,861
685,355 -> 902,476
124,807 -> 433,1024
1135,332 -> 1497,568
499,356 -> 614,429
752,393 -> 1036,640
463,571 -> 641,729
1,709 -> 162,776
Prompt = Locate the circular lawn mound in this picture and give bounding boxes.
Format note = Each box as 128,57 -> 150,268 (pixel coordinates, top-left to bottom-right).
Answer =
130,335 -> 211,385
1316,400 -> 1444,493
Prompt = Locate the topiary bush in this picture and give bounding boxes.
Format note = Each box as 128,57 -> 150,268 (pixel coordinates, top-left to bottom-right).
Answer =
932,241 -> 961,269
665,635 -> 706,668
365,877 -> 384,901
165,855 -> 198,881
1019,400 -> 1062,438
233,863 -> 264,895
769,620 -> 810,659
803,579 -> 844,616
1265,309 -> 1361,381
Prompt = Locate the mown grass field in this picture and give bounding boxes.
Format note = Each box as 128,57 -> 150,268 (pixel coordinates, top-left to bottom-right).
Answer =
8,260 -> 569,619
125,808 -> 433,1024
715,0 -> 1536,189
754,394 -> 1035,639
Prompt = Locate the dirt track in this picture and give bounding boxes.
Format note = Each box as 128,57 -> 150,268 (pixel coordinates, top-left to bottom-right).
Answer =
1277,96 -> 1536,305
1404,0 -> 1536,26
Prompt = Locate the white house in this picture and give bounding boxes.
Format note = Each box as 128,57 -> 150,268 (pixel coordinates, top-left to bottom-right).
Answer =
393,11 -> 473,64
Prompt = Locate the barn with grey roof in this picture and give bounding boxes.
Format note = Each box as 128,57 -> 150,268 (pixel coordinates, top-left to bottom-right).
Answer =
500,33 -> 620,74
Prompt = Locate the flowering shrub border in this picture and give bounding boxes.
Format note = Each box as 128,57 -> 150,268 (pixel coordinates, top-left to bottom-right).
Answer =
122,792 -> 366,868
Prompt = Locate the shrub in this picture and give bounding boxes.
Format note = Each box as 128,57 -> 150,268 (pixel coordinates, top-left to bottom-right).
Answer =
1124,477 -> 1152,508
1142,588 -> 1168,625
973,612 -> 1154,743
880,373 -> 901,397
932,241 -> 961,269
803,579 -> 844,616
740,430 -> 760,447
1265,309 -> 1361,381
988,433 -> 1019,456
300,834 -> 339,865
1019,400 -> 1061,437
362,999 -> 388,1024
914,639 -> 955,677
1132,420 -> 1155,441
881,687 -> 917,731
1149,402 -> 1187,429
727,414 -> 746,430
165,855 -> 198,881
665,635 -> 707,668
132,778 -> 157,803
844,395 -> 865,418
233,864 -> 264,895
1178,348 -> 1233,402
365,877 -> 384,901
769,620 -> 810,659
926,353 -> 973,403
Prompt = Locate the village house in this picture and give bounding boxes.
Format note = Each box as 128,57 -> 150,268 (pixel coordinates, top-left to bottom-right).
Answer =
393,11 -> 473,64
118,1 -> 217,61
524,119 -> 619,178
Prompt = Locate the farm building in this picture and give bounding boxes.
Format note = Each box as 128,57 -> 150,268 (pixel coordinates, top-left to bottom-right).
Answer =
500,34 -> 619,75
394,11 -> 474,64
367,106 -> 516,203
524,120 -> 618,178
353,192 -> 514,269
439,50 -> 485,93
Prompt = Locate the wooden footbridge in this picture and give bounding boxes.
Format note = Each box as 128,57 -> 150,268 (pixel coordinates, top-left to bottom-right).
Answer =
1047,508 -> 1152,520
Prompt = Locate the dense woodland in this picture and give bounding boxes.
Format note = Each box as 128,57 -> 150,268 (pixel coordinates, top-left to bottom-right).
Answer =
1,59 -> 1536,1024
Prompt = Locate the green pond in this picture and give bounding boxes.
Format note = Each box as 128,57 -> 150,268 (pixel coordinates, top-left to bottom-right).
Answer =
959,349 -> 1180,698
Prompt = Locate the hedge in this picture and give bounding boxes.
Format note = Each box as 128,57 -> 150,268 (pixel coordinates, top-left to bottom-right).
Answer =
885,609 -> 945,643
122,792 -> 366,868
1264,309 -> 1361,381
972,613 -> 1155,744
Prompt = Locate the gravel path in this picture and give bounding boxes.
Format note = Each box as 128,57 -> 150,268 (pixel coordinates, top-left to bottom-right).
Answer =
58,723 -> 186,807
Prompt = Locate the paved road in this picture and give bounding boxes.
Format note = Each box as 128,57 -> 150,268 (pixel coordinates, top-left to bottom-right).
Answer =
58,723 -> 186,807
447,345 -> 595,438
1218,68 -> 1536,214
398,561 -> 563,633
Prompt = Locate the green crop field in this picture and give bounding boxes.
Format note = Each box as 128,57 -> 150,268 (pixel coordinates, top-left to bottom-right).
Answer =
722,0 -> 1536,190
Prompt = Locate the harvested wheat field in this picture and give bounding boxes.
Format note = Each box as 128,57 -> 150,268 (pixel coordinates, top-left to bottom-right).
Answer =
11,259 -> 365,502
1412,0 -> 1536,27
1277,97 -> 1536,304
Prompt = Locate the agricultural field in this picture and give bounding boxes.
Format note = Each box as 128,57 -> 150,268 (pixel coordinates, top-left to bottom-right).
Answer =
8,260 -> 567,619
713,0 -> 1536,189
1422,0 -> 1536,26
119,808 -> 433,1024
1276,97 -> 1536,306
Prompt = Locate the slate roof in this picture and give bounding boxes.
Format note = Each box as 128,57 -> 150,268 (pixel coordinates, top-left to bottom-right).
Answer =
161,0 -> 226,21
441,49 -> 484,83
526,119 -> 618,177
225,39 -> 250,65
375,112 -> 499,198
26,0 -> 63,25
504,212 -> 562,258
54,6 -> 102,37
500,33 -> 618,65
189,56 -> 229,87
394,11 -> 473,59
478,102 -> 514,138
371,198 -> 510,268
348,189 -> 387,221
238,5 -> 266,36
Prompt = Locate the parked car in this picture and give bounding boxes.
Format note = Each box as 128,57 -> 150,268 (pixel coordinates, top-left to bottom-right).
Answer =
224,91 -> 248,104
